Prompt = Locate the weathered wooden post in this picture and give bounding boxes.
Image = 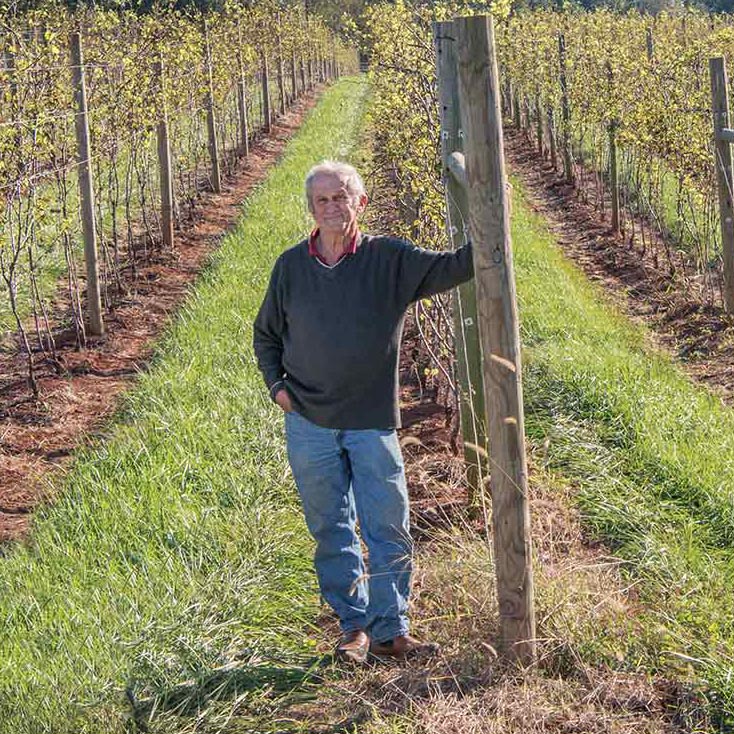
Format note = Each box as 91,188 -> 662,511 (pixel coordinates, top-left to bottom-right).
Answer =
547,106 -> 557,170
535,90 -> 544,157
153,56 -> 174,249
236,22 -> 250,158
513,87 -> 521,129
434,19 -> 488,509
559,33 -> 573,185
203,20 -> 221,194
291,47 -> 298,102
261,48 -> 272,133
710,57 -> 734,312
455,14 -> 536,666
276,22 -> 287,115
70,30 -> 104,336
606,61 -> 620,233
236,51 -> 250,158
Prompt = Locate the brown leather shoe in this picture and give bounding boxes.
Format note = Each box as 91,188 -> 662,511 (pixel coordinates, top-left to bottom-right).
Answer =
335,630 -> 369,664
369,634 -> 440,660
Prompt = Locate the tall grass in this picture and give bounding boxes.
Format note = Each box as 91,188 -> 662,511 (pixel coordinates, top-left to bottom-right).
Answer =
0,77 -> 369,734
510,174 -> 734,728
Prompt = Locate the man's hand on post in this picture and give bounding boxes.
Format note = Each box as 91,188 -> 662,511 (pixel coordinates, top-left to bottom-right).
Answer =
274,388 -> 294,414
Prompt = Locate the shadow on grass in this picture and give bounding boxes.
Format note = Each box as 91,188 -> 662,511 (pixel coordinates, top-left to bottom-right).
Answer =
126,654 -> 346,731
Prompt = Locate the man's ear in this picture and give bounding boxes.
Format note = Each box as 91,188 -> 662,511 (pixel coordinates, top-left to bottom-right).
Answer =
357,193 -> 369,213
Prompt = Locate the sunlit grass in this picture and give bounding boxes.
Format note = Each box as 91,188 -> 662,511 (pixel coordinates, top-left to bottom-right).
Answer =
510,173 -> 734,728
0,77 -> 369,734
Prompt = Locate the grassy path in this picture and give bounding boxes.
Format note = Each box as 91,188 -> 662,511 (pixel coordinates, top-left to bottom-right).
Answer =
0,77 -> 368,734
511,174 -> 734,728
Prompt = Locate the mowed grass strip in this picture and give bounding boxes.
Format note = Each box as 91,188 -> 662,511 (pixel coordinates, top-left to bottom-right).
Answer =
510,175 -> 734,727
0,78 -> 369,734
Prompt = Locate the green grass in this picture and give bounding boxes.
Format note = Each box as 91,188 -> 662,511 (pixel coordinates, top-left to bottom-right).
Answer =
0,76 -> 369,734
510,173 -> 734,728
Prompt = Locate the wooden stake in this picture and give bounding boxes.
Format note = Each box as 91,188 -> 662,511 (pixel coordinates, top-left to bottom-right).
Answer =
455,14 -> 536,666
203,20 -> 221,194
710,57 -> 734,312
153,56 -> 174,249
261,49 -> 272,132
291,47 -> 298,102
559,33 -> 573,185
70,31 -> 104,336
434,19 -> 488,509
276,22 -> 286,115
606,61 -> 620,233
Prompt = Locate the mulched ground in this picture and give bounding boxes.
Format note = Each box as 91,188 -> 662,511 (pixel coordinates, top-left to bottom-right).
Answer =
0,89 -> 324,544
504,127 -> 734,405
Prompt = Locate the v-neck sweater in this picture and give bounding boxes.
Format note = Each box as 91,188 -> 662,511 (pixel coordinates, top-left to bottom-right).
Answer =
253,234 -> 474,430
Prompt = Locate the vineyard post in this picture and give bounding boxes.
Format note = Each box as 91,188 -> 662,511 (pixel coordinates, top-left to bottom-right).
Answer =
236,22 -> 250,158
606,61 -> 620,233
548,107 -> 557,170
558,33 -> 573,184
153,56 -> 174,250
276,22 -> 286,115
299,53 -> 307,93
646,27 -> 654,62
434,19 -> 488,508
307,43 -> 314,89
261,48 -> 272,132
291,47 -> 298,102
455,13 -> 536,665
535,90 -> 543,156
513,88 -> 521,128
203,20 -> 221,194
709,57 -> 734,312
70,31 -> 104,337
236,50 -> 250,158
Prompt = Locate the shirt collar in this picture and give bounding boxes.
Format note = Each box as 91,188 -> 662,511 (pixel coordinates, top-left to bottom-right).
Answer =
308,228 -> 361,257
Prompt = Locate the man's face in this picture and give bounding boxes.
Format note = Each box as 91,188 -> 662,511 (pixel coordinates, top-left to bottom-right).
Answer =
310,173 -> 367,235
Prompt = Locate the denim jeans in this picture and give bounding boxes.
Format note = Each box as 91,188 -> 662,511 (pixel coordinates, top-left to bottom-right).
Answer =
284,410 -> 412,643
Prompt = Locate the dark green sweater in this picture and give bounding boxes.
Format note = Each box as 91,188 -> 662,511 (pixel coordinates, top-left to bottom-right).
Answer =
253,234 -> 474,429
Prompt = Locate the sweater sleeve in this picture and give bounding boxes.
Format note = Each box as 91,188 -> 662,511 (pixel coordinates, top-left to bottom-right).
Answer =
397,239 -> 474,304
253,258 -> 286,397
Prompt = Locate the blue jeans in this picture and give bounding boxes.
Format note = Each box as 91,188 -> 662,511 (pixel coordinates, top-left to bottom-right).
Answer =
284,410 -> 412,643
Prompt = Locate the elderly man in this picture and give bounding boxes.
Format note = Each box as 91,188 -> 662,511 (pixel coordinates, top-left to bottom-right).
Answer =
253,160 -> 473,663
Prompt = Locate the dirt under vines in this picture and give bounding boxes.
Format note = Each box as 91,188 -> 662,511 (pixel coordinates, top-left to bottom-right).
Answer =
505,126 -> 734,407
0,89 -> 323,545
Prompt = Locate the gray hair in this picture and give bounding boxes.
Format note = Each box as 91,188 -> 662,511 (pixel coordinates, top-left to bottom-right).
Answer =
305,160 -> 366,209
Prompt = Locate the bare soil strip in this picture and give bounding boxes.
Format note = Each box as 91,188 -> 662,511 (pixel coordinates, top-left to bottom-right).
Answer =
0,89 -> 323,544
504,128 -> 734,408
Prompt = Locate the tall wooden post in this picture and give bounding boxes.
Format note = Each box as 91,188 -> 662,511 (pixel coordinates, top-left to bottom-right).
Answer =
535,91 -> 543,156
236,23 -> 250,158
710,57 -> 734,312
513,88 -> 521,128
548,106 -> 557,170
435,20 -> 488,509
455,14 -> 536,666
154,56 -> 174,249
261,49 -> 272,133
203,20 -> 221,194
606,61 -> 620,234
276,24 -> 286,115
291,47 -> 298,101
559,33 -> 573,184
70,31 -> 104,336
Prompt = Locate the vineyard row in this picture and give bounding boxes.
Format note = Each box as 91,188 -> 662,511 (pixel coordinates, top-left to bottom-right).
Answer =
1,1 -> 357,397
